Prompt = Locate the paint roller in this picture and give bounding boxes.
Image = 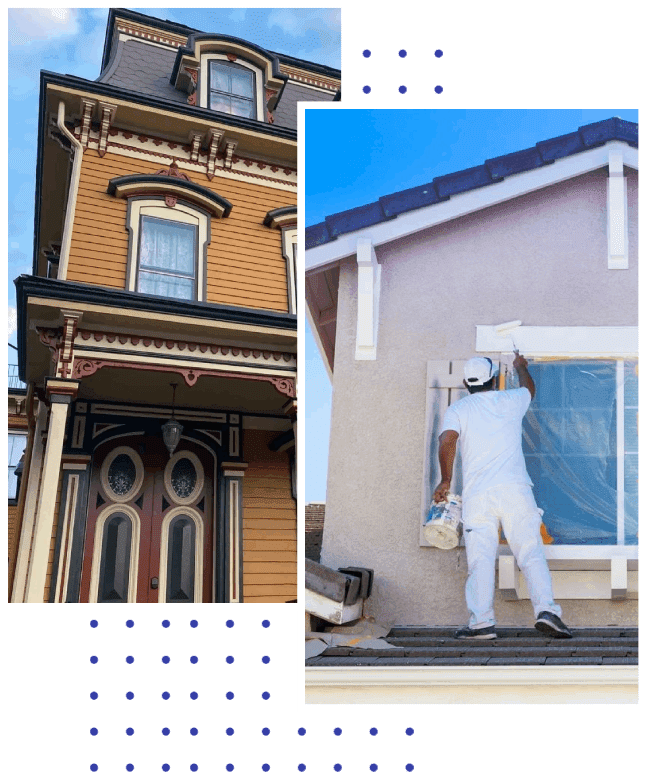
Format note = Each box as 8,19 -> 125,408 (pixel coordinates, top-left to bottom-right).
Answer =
494,320 -> 522,389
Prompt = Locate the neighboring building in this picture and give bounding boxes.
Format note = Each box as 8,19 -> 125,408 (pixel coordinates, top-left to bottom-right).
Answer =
305,118 -> 638,629
305,502 -> 325,561
10,8 -> 340,603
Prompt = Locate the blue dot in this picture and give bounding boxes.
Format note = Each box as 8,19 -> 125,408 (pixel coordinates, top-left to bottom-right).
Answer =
406,728 -> 414,736
126,767 -> 134,773
262,691 -> 270,700
90,728 -> 98,736
334,728 -> 342,736
399,86 -> 407,94
162,620 -> 170,628
262,728 -> 270,736
370,766 -> 378,772
190,766 -> 198,773
435,49 -> 443,58
262,619 -> 270,628
226,691 -> 234,700
334,766 -> 342,772
162,692 -> 170,700
190,691 -> 198,700
190,656 -> 198,664
262,656 -> 270,664
298,767 -> 306,773
262,766 -> 270,773
363,86 -> 371,94
363,49 -> 371,57
90,620 -> 98,628
162,656 -> 170,664
162,766 -> 170,773
226,656 -> 234,664
226,766 -> 234,772
370,728 -> 378,735
435,86 -> 443,94
126,656 -> 134,664
126,620 -> 134,628
90,692 -> 98,700
190,728 -> 198,736
298,728 -> 306,736
399,49 -> 407,57
162,728 -> 170,736
90,766 -> 98,772
226,728 -> 234,736
190,620 -> 198,628
126,728 -> 134,736
90,656 -> 98,664
126,692 -> 134,700
226,619 -> 234,628
406,766 -> 414,772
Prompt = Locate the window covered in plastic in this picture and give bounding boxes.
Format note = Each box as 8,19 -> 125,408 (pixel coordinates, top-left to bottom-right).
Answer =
509,359 -> 638,545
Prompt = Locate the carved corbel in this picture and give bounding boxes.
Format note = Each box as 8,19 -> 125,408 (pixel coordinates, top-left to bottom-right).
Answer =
97,102 -> 117,157
79,99 -> 96,148
224,140 -> 238,170
206,129 -> 224,180
56,311 -> 83,380
188,131 -> 203,163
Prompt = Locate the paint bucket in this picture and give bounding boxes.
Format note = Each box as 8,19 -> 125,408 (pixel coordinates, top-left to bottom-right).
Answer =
424,494 -> 463,549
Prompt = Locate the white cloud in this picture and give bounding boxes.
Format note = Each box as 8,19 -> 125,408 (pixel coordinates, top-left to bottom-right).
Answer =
8,8 -> 80,46
8,308 -> 18,338
267,9 -> 303,37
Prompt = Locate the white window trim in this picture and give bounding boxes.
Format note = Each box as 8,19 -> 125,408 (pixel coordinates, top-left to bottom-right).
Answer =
8,430 -> 27,502
89,503 -> 141,604
200,53 -> 264,119
282,227 -> 297,314
158,507 -> 204,604
125,199 -> 210,301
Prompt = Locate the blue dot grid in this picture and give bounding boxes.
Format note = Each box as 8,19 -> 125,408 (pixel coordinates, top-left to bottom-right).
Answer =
360,46 -> 443,95
85,616 -> 422,771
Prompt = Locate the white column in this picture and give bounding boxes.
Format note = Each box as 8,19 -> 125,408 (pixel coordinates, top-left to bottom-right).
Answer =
24,380 -> 78,603
355,237 -> 381,360
222,462 -> 248,603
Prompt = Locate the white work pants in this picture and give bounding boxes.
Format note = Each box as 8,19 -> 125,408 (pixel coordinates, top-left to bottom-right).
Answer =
462,483 -> 561,629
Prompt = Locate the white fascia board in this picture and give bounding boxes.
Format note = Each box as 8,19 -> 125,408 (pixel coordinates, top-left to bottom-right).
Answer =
476,325 -> 638,357
305,665 -> 638,687
306,142 -> 639,274
305,301 -> 333,380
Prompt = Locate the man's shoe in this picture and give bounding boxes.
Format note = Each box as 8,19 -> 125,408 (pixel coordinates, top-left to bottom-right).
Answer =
535,611 -> 572,638
454,625 -> 497,640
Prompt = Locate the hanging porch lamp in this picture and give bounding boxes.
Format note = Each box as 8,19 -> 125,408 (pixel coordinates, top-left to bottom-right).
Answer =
161,382 -> 183,456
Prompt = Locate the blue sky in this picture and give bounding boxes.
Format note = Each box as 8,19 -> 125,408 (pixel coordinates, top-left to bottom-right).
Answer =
304,108 -> 639,502
6,7 -> 341,356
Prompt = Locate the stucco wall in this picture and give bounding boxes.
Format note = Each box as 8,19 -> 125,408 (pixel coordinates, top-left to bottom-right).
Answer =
321,169 -> 638,627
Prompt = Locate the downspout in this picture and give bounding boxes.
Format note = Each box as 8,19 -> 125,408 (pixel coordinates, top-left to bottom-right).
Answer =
56,101 -> 84,281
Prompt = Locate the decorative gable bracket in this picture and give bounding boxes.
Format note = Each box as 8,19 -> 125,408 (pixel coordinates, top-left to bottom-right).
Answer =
607,148 -> 630,270
97,102 -> 117,158
355,237 -> 381,361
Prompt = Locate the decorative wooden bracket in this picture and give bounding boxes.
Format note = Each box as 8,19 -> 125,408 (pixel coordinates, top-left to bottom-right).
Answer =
206,129 -> 224,180
57,311 -> 83,380
79,99 -> 96,149
154,160 -> 191,181
224,140 -> 238,170
188,132 -> 203,163
97,102 -> 117,157
607,149 -> 629,270
355,237 -> 381,360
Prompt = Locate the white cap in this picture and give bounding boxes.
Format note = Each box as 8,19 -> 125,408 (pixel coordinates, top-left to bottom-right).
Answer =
464,357 -> 498,385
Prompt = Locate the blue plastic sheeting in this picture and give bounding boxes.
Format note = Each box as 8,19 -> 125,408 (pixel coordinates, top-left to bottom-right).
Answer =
507,360 -> 638,545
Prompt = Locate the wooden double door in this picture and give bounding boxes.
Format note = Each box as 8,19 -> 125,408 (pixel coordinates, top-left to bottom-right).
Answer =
79,435 -> 214,603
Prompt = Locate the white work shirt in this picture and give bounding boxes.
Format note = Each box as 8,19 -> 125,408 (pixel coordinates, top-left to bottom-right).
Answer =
440,387 -> 532,501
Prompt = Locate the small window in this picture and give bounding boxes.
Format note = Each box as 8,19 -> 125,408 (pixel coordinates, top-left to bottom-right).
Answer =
8,432 -> 27,502
209,60 -> 256,119
138,216 -> 198,300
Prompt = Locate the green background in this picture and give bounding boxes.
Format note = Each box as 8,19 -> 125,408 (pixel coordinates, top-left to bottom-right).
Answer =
2,608 -> 643,774
352,0 -> 645,102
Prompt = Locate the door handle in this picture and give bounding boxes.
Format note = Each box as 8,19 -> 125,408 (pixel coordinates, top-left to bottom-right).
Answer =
151,577 -> 159,590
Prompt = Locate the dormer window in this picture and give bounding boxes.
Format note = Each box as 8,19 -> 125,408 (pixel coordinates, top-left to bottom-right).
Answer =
209,60 -> 256,119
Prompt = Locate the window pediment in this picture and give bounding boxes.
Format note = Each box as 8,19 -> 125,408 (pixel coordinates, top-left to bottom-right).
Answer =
108,174 -> 232,219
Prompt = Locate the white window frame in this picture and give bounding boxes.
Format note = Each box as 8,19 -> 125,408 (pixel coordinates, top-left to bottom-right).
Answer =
283,227 -> 297,314
200,53 -> 264,119
126,199 -> 210,302
8,430 -> 27,503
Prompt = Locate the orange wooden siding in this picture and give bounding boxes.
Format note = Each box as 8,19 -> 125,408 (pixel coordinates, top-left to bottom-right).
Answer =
242,429 -> 297,602
67,149 -> 295,312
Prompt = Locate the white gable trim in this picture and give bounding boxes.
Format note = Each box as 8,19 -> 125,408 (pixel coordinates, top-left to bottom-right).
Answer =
306,142 -> 638,273
355,238 -> 381,360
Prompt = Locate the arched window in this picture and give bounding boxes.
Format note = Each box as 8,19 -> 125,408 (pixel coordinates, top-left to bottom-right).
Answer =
166,514 -> 197,602
97,512 -> 133,603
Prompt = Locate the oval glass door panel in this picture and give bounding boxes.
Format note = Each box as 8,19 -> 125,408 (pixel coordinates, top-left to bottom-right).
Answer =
166,515 -> 196,602
107,454 -> 137,498
171,457 -> 197,500
98,513 -> 132,603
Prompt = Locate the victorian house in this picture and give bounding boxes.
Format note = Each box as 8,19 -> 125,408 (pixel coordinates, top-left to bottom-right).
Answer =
9,8 -> 340,603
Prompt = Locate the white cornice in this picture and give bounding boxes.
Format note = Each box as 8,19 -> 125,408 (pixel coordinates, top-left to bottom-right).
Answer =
306,142 -> 639,273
